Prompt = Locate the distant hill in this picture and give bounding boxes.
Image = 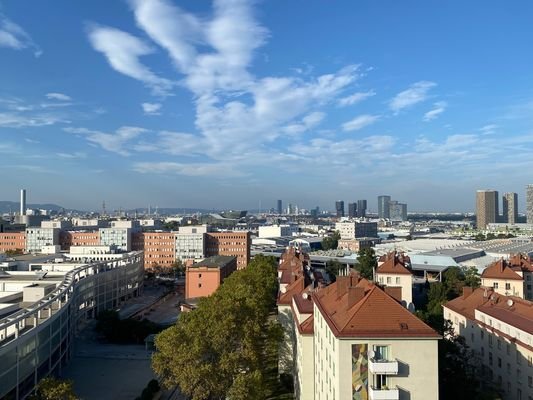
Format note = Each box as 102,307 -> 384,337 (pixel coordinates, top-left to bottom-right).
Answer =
127,207 -> 215,215
0,201 -> 66,214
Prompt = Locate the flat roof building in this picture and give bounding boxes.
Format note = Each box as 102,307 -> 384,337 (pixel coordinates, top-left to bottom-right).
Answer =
185,255 -> 237,299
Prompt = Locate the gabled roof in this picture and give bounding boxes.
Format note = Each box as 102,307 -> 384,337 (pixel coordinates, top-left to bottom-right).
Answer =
444,287 -> 494,320
299,314 -> 314,335
277,275 -> 305,305
376,252 -> 412,275
481,259 -> 523,281
313,276 -> 438,338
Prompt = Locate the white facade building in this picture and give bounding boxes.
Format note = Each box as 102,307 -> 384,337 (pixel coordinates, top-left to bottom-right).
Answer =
25,227 -> 59,253
258,225 -> 299,238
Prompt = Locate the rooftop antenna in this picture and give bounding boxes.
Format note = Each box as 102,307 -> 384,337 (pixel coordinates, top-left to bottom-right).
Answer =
102,200 -> 106,217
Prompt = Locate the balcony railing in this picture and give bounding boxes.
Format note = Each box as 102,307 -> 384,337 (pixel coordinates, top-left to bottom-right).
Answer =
369,358 -> 399,375
369,386 -> 399,400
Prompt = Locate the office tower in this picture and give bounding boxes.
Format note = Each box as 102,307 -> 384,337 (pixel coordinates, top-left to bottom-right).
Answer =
527,185 -> 533,224
335,200 -> 344,217
20,189 -> 26,216
348,202 -> 357,218
502,192 -> 518,224
389,201 -> 408,221
378,195 -> 391,219
277,200 -> 282,215
356,199 -> 367,218
476,190 -> 498,229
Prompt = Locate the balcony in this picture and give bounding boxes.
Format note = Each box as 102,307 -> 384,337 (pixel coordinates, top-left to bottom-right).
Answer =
369,386 -> 400,400
368,358 -> 399,375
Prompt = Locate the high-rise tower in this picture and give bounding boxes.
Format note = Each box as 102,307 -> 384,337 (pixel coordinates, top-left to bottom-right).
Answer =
277,200 -> 282,215
378,195 -> 391,219
502,192 -> 518,224
20,189 -> 26,216
527,185 -> 533,224
335,201 -> 345,218
476,190 -> 498,229
357,199 -> 367,218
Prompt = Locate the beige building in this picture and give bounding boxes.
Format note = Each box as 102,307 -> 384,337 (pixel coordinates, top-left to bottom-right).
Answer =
375,252 -> 414,311
477,189 -> 499,229
444,287 -> 533,400
481,255 -> 533,300
276,247 -> 440,400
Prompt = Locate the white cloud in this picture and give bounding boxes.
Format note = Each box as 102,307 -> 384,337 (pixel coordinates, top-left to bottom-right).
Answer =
0,14 -> 41,56
342,114 -> 379,132
0,112 -> 65,128
479,124 -> 497,135
87,25 -> 174,95
142,102 -> 162,115
389,81 -> 436,113
56,152 -> 87,159
133,161 -> 245,177
46,93 -> 72,101
338,90 -> 375,107
423,101 -> 447,121
65,126 -> 147,156
134,131 -> 204,155
282,111 -> 325,135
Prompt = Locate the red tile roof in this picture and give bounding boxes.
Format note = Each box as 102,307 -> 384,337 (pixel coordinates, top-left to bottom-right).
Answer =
298,315 -> 314,335
376,252 -> 412,275
313,275 -> 439,338
445,287 -> 533,336
481,259 -> 523,281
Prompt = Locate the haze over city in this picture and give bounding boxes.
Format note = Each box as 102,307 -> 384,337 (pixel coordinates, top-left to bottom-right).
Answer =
2,0 -> 533,211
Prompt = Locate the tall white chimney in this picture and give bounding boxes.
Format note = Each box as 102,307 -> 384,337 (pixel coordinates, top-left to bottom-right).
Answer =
20,189 -> 26,216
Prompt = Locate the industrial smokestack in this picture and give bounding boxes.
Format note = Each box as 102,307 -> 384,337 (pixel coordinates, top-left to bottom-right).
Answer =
20,189 -> 26,216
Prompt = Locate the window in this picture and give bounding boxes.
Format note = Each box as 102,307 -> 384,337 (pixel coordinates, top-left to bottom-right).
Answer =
528,355 -> 532,367
373,345 -> 389,361
481,347 -> 485,357
506,283 -> 511,290
498,358 -> 502,368
489,336 -> 493,347
507,363 -> 511,374
471,333 -> 475,343
199,273 -> 202,278
489,352 -> 493,365
528,376 -> 532,388
507,344 -> 511,356
498,339 -> 501,350
494,282 -> 499,289
198,283 -> 202,288
481,330 -> 485,340
396,277 -> 400,284
387,277 -> 391,284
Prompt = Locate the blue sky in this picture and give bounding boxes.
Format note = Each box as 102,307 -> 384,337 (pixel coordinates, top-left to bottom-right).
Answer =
1,0 -> 533,213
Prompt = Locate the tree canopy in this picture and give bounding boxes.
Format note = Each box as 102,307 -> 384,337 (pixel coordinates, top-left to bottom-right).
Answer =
355,247 -> 376,280
152,255 -> 283,400
30,377 -> 78,400
321,231 -> 340,250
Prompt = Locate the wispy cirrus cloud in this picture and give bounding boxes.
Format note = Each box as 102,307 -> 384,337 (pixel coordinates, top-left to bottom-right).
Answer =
338,90 -> 375,107
133,161 -> 246,177
0,13 -> 41,56
87,25 -> 174,95
86,0 -> 362,171
390,81 -> 436,114
423,101 -> 447,121
64,126 -> 147,156
342,114 -> 379,132
46,93 -> 72,101
142,102 -> 162,115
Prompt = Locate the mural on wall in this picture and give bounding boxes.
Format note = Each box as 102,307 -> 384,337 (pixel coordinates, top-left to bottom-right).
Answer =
352,343 -> 368,400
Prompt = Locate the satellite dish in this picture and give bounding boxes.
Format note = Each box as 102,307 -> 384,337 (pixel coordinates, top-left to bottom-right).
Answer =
507,299 -> 514,307
280,287 -> 287,293
302,293 -> 308,300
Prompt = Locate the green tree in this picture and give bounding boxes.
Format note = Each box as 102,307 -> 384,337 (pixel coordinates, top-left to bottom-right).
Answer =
463,266 -> 481,289
325,260 -> 343,282
321,231 -> 340,250
355,247 -> 376,280
30,377 -> 78,400
152,255 -> 283,400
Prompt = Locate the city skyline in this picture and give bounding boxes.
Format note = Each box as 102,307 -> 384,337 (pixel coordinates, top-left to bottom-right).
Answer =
2,1 -> 533,211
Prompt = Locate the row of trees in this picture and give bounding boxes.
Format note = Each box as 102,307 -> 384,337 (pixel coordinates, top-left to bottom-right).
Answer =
152,255 -> 284,400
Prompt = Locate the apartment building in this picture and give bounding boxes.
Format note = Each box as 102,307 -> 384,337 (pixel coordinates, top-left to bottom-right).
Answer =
374,252 -> 414,311
0,232 -> 26,253
335,221 -> 378,240
205,231 -> 251,269
135,232 -> 176,269
277,247 -> 440,400
59,231 -> 100,250
25,227 -> 59,253
444,287 -> 533,400
481,255 -> 533,300
185,255 -> 237,299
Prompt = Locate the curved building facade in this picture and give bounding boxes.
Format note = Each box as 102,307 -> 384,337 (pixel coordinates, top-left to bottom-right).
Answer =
0,251 -> 144,400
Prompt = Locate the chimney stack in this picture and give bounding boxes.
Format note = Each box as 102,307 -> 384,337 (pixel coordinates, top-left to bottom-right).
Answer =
347,286 -> 365,308
20,189 -> 26,216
